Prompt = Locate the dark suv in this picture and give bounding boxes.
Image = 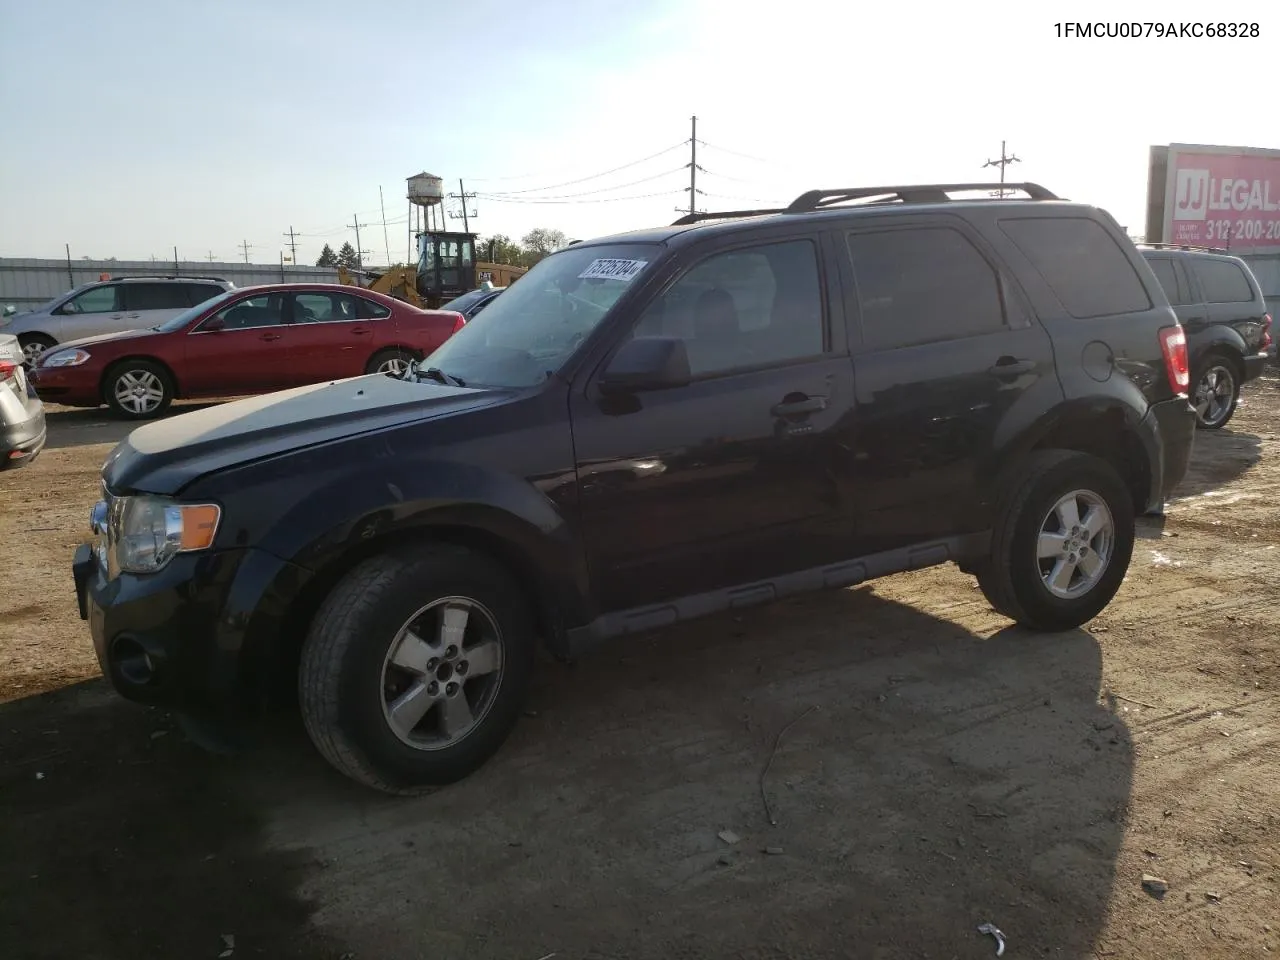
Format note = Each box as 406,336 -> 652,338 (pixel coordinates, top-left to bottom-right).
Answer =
72,182 -> 1197,793
1138,245 -> 1272,429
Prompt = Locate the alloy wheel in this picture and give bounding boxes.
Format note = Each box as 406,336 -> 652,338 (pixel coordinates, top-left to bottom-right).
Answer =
1193,364 -> 1235,427
113,370 -> 166,415
380,597 -> 504,750
1037,489 -> 1115,600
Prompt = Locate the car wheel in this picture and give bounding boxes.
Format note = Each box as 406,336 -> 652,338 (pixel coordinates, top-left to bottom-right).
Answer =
366,348 -> 420,378
976,450 -> 1134,632
298,544 -> 536,793
17,333 -> 56,367
1190,354 -> 1239,429
104,359 -> 173,420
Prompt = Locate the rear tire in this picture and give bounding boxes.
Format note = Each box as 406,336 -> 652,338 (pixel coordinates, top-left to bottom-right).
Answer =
298,544 -> 536,794
976,450 -> 1134,632
17,333 -> 56,367
103,359 -> 173,419
366,348 -> 420,378
1190,352 -> 1240,429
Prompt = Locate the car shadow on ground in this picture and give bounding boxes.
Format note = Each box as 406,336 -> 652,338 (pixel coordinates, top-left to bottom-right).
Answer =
1168,423 -> 1263,503
40,402 -> 227,450
0,586 -> 1135,959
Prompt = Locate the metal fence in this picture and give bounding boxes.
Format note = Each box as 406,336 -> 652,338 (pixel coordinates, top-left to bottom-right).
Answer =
0,258 -> 343,310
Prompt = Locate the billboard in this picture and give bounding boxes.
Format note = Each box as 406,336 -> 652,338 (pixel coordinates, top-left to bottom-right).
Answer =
1147,143 -> 1280,252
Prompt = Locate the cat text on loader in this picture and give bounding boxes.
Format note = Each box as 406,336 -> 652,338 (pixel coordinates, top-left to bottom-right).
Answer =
336,229 -> 527,309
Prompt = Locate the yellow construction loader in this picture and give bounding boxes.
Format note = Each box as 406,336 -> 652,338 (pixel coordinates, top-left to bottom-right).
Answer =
337,229 -> 527,309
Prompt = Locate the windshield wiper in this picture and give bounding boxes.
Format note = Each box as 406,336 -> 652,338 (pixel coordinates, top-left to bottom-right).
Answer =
416,365 -> 466,387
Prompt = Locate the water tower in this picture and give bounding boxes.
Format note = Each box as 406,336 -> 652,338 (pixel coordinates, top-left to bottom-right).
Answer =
406,172 -> 445,231
407,172 -> 476,305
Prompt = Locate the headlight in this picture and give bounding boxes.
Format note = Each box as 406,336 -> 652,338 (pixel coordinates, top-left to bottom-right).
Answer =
111,496 -> 221,575
42,349 -> 91,367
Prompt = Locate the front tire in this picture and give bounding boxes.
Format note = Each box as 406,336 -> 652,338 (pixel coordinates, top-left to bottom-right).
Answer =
1191,353 -> 1240,429
103,359 -> 173,419
366,348 -> 420,378
976,450 -> 1134,632
298,545 -> 536,793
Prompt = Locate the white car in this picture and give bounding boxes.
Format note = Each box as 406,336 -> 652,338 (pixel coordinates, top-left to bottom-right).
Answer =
1,275 -> 234,366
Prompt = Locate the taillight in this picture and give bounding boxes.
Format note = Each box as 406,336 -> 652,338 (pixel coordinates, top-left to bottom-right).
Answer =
1261,313 -> 1273,352
1159,325 -> 1190,394
0,360 -> 17,378
450,312 -> 466,334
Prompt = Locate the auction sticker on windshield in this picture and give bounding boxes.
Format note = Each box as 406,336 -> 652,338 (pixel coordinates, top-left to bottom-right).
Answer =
578,259 -> 648,281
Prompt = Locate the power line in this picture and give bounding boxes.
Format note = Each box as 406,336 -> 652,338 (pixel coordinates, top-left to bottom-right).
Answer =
479,141 -> 688,195
474,190 -> 684,205
697,139 -> 771,163
475,167 -> 684,202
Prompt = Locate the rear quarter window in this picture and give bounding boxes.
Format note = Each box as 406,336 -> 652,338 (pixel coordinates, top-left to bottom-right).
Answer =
1193,259 -> 1255,304
1000,216 -> 1151,319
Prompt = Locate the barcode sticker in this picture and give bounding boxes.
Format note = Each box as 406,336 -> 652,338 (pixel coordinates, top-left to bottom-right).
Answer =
578,259 -> 648,282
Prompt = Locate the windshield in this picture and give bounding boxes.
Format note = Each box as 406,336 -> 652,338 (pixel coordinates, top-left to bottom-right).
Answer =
422,243 -> 658,387
153,290 -> 236,333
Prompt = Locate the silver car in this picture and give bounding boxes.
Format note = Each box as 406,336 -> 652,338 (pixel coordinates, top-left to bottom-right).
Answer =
0,275 -> 234,365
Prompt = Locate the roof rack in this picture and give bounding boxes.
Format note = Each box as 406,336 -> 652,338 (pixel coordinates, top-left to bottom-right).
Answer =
106,274 -> 231,283
670,183 -> 1059,226
786,182 -> 1059,212
672,207 -> 785,226
1137,242 -> 1230,254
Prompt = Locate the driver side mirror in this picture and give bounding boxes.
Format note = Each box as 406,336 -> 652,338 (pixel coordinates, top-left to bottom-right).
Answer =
201,316 -> 226,332
598,336 -> 691,394
3,305 -> 15,317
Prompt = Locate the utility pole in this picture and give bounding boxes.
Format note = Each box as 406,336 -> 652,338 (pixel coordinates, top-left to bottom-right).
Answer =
65,243 -> 73,289
282,226 -> 298,266
351,214 -> 365,270
206,251 -> 216,262
688,116 -> 698,216
173,246 -> 180,276
446,180 -> 477,234
378,187 -> 393,267
239,239 -> 252,264
983,140 -> 1021,197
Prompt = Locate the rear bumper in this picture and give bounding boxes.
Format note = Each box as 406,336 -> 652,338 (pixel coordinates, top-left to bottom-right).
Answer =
1142,396 -> 1196,511
1243,352 -> 1268,382
1,398 -> 46,470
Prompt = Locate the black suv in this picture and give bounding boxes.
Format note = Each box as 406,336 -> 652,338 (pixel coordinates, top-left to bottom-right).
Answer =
73,183 -> 1197,793
1139,245 -> 1272,429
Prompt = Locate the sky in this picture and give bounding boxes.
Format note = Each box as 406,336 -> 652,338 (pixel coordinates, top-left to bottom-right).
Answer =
1,0 -> 1276,268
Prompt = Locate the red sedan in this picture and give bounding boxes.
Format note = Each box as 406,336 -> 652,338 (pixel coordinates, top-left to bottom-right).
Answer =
29,284 -> 465,419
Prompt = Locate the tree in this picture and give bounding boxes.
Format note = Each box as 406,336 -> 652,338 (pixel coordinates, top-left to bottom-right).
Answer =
521,228 -> 568,266
336,242 -> 359,269
316,244 -> 337,267
474,234 -> 524,265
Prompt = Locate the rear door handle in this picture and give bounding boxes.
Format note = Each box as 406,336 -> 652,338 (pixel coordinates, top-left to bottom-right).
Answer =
260,332 -> 282,342
771,396 -> 828,417
988,357 -> 1036,378
351,327 -> 371,336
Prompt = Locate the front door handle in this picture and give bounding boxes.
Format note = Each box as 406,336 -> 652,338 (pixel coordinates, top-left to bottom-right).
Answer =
771,396 -> 827,417
988,357 -> 1036,378
260,332 -> 282,342
126,313 -> 140,319
351,327 -> 371,335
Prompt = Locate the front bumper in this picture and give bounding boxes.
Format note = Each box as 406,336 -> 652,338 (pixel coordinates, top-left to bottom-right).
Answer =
28,365 -> 102,407
1,396 -> 46,469
1143,396 -> 1196,511
1243,352 -> 1268,382
73,542 -> 311,710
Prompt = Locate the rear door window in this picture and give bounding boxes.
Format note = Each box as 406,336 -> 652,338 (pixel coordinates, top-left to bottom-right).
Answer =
1001,217 -> 1151,318
1146,259 -> 1192,304
845,226 -> 1006,350
184,283 -> 226,306
292,292 -> 360,322
1193,259 -> 1254,304
124,283 -> 189,311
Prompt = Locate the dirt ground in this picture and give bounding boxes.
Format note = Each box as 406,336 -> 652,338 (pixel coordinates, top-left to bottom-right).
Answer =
1,384 -> 1278,960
